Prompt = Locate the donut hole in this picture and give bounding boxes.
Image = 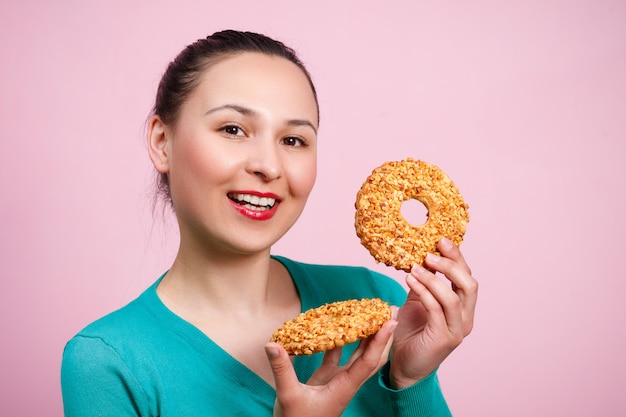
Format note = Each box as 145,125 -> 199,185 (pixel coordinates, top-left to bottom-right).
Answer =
400,198 -> 429,226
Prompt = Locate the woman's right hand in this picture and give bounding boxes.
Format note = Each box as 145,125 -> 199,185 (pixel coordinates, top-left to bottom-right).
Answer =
265,317 -> 397,417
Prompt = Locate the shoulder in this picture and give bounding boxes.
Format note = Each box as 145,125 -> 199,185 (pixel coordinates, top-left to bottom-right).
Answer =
72,291 -> 152,341
273,255 -> 407,307
61,281 -> 170,395
61,296 -> 158,416
63,281 -> 164,363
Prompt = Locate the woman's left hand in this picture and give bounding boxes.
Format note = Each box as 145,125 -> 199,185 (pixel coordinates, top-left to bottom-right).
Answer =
389,237 -> 478,389
266,318 -> 398,417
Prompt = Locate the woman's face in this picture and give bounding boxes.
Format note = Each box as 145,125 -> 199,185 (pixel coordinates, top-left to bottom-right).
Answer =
156,52 -> 318,256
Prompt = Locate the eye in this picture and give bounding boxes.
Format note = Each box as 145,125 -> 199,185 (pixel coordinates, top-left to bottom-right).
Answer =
281,136 -> 306,147
221,124 -> 245,137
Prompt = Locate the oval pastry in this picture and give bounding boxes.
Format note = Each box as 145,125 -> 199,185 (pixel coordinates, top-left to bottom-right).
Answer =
270,298 -> 391,356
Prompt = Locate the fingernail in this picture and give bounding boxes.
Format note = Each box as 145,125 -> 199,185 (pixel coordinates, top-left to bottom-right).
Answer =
391,306 -> 399,320
411,264 -> 426,275
440,237 -> 454,250
426,253 -> 440,264
265,344 -> 279,358
388,320 -> 398,333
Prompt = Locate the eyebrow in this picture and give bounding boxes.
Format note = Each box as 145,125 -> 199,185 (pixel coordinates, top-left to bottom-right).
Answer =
286,119 -> 318,134
204,104 -> 317,134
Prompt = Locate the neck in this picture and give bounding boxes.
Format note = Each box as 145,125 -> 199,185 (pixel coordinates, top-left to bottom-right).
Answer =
157,239 -> 287,318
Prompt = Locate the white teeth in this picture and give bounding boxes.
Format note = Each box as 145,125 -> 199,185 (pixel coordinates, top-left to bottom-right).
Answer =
231,193 -> 276,208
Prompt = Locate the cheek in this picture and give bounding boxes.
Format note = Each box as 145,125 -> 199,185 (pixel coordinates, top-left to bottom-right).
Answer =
168,137 -> 229,201
174,131 -> 237,178
289,156 -> 317,198
174,144 -> 211,184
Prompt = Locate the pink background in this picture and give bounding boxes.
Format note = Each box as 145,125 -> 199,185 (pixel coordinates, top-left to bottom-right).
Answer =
2,1 -> 625,415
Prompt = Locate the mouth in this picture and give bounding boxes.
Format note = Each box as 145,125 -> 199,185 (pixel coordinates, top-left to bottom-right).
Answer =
227,192 -> 278,211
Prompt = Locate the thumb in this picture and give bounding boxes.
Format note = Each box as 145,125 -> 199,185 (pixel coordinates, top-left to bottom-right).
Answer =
265,342 -> 300,395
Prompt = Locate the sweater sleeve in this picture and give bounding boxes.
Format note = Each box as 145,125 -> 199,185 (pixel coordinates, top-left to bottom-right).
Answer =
377,363 -> 452,416
365,271 -> 452,416
61,336 -> 152,417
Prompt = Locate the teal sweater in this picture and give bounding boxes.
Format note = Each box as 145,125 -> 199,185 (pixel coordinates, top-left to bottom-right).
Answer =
61,256 -> 452,416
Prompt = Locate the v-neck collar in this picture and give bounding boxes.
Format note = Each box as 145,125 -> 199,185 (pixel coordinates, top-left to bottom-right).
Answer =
141,255 -> 324,398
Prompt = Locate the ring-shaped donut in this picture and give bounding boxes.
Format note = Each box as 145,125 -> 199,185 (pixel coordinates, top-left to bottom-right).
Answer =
355,159 -> 469,272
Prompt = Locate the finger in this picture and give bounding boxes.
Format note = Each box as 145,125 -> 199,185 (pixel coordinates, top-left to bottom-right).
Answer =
345,312 -> 397,368
321,346 -> 343,368
425,241 -> 478,335
344,319 -> 397,383
342,305 -> 398,367
437,237 -> 471,275
265,343 -> 301,400
424,251 -> 477,299
307,347 -> 344,385
378,319 -> 397,359
406,265 -> 450,332
425,241 -> 469,283
407,265 -> 471,347
390,305 -> 400,320
426,239 -> 477,299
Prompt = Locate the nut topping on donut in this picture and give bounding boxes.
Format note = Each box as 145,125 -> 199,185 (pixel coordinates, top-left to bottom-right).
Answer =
270,298 -> 391,356
355,159 -> 469,272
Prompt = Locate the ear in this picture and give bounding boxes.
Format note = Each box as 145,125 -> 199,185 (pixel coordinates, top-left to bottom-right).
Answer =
147,115 -> 170,174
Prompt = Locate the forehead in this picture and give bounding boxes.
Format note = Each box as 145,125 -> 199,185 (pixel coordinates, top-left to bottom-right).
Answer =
190,52 -> 318,124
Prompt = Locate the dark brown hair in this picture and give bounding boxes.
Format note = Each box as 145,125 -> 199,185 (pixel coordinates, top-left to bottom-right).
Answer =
151,30 -> 319,205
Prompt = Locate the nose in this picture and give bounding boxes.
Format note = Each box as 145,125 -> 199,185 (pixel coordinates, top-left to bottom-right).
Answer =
246,137 -> 283,181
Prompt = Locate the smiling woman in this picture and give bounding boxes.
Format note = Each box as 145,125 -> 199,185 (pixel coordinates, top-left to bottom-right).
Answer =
60,30 -> 478,417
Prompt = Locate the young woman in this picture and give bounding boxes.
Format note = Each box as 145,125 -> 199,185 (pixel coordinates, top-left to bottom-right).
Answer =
61,30 -> 478,416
